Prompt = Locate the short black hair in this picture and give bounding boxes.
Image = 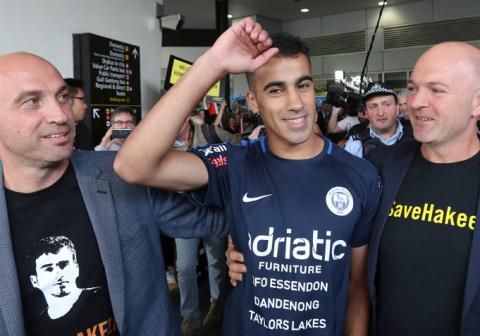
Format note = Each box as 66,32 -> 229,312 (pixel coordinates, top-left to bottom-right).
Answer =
64,78 -> 84,96
270,32 -> 310,59
111,106 -> 136,122
26,236 -> 77,275
245,33 -> 310,89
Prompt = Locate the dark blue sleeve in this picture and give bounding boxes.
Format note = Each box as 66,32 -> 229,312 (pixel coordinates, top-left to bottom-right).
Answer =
351,173 -> 382,247
148,188 -> 228,238
187,143 -> 231,208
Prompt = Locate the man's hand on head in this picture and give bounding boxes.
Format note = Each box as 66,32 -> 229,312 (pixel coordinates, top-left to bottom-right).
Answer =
207,17 -> 279,76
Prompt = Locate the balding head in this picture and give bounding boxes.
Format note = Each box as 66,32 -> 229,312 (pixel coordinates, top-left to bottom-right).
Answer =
407,42 -> 480,162
0,52 -> 66,103
414,42 -> 480,88
0,52 -> 59,78
0,51 -> 48,65
0,51 -> 75,180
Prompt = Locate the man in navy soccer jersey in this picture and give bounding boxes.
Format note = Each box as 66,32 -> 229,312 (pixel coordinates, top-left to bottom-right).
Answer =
115,18 -> 381,335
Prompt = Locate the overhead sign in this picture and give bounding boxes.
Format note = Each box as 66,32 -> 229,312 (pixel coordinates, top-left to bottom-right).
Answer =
74,33 -> 141,145
164,55 -> 220,97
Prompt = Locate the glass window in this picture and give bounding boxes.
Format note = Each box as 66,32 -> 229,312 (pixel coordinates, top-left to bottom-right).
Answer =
384,72 -> 408,90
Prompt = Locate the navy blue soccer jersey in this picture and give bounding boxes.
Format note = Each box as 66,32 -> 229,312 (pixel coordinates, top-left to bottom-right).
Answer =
189,136 -> 381,336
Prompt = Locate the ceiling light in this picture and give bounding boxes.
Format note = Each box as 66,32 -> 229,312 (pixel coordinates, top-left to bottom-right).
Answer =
300,8 -> 310,13
227,14 -> 233,19
378,1 -> 387,5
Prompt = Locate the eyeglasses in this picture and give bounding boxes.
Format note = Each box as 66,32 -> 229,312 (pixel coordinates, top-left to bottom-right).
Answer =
71,96 -> 86,102
112,120 -> 135,127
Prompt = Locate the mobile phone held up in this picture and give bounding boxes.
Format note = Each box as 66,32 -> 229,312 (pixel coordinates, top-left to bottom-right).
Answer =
111,129 -> 133,139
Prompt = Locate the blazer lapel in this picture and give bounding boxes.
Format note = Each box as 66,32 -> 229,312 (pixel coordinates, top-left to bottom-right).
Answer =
369,143 -> 418,279
71,155 -> 125,333
461,165 -> 480,325
0,165 -> 26,336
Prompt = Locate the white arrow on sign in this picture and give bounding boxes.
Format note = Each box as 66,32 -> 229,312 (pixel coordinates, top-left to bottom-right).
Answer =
132,48 -> 139,59
92,108 -> 100,119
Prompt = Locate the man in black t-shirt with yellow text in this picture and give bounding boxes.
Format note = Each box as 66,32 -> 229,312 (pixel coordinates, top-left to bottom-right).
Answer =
367,42 -> 480,336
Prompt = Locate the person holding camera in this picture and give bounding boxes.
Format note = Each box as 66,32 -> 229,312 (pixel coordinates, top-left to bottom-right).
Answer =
327,105 -> 360,134
95,106 -> 136,151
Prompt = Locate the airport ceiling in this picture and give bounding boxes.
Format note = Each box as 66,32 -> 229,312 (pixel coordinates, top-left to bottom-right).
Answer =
162,0 -> 422,29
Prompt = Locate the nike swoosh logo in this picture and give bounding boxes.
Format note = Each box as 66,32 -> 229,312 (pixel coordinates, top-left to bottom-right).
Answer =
242,193 -> 273,203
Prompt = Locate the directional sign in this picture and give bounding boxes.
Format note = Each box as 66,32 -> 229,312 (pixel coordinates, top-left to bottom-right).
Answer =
92,108 -> 100,119
132,48 -> 139,59
74,33 -> 141,145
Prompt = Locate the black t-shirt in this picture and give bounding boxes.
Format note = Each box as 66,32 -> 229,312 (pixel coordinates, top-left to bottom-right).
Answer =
377,150 -> 480,336
6,164 -> 120,336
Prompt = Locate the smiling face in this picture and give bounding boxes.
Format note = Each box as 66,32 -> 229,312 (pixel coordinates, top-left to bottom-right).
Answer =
407,43 -> 480,155
247,54 -> 321,158
0,53 -> 75,169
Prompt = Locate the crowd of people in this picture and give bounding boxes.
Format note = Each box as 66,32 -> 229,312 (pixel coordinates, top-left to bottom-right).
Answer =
0,16 -> 480,336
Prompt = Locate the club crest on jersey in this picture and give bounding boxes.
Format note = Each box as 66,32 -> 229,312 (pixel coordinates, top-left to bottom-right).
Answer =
325,187 -> 353,216
198,144 -> 227,157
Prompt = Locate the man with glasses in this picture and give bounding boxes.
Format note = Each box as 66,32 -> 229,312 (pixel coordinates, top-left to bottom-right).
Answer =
344,82 -> 413,158
64,78 -> 93,150
95,106 -> 136,151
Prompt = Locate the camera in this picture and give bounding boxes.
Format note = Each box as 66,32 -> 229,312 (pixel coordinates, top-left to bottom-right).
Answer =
324,82 -> 362,116
111,129 -> 133,139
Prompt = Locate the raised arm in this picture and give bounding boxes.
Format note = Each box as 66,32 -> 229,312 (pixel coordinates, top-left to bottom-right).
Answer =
213,100 -> 227,127
327,106 -> 345,134
114,17 -> 278,191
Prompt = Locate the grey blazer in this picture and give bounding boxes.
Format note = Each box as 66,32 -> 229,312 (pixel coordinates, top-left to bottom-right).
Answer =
0,150 -> 227,336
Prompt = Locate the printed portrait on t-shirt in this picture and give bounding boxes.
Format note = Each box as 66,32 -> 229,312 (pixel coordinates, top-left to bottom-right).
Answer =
27,236 -> 101,320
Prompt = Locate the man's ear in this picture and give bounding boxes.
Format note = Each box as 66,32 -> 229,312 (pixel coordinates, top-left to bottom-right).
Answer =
246,90 -> 259,114
30,275 -> 39,288
472,89 -> 480,119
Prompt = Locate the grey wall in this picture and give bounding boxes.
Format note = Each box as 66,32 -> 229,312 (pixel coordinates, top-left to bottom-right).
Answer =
223,0 -> 480,95
284,0 -> 480,80
13,1 -> 475,102
0,0 -> 163,114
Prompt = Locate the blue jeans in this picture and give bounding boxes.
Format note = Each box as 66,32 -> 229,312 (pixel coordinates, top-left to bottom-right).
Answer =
175,235 -> 227,318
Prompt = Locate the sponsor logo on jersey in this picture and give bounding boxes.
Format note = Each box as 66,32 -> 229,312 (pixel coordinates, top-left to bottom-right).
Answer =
242,192 -> 273,203
325,187 -> 353,216
208,155 -> 228,168
248,227 -> 346,261
198,144 -> 227,157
